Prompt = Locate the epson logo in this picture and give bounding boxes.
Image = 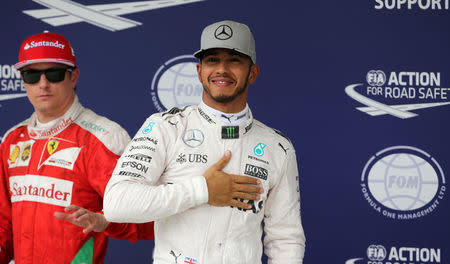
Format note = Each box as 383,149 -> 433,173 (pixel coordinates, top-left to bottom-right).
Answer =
121,161 -> 148,173
374,0 -> 449,10
24,40 -> 65,50
244,164 -> 268,180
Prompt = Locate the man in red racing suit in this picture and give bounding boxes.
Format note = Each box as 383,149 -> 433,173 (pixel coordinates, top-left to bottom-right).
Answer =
0,32 -> 153,264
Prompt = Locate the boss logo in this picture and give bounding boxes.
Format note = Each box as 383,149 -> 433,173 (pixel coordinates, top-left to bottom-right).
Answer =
244,164 -> 268,180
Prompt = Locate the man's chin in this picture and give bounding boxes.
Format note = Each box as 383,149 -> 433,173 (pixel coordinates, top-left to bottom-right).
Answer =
211,94 -> 236,103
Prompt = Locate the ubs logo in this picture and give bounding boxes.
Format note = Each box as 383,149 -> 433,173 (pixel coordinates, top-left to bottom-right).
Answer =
182,129 -> 204,148
176,153 -> 208,164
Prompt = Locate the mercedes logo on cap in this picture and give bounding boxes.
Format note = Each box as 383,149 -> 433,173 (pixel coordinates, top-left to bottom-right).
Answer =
214,25 -> 233,40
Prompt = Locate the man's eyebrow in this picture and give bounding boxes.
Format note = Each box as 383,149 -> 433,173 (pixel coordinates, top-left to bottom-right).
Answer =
203,51 -> 218,57
228,50 -> 246,57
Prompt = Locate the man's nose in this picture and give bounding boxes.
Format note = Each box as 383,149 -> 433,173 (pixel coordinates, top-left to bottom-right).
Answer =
214,61 -> 230,74
37,72 -> 51,88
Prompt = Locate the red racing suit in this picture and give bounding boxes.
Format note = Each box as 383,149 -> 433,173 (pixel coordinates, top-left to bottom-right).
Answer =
0,96 -> 154,264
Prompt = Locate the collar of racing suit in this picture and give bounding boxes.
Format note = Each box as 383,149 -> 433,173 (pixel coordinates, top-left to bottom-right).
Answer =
197,101 -> 254,139
199,100 -> 250,126
27,95 -> 83,139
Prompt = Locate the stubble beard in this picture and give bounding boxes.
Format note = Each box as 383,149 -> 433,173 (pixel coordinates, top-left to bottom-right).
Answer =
202,70 -> 250,104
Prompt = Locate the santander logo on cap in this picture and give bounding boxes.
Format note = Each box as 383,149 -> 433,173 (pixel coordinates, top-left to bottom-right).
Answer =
23,41 -> 65,51
15,32 -> 76,70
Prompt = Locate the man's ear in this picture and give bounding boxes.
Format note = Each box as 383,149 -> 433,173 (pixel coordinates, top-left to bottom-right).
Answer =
248,64 -> 260,85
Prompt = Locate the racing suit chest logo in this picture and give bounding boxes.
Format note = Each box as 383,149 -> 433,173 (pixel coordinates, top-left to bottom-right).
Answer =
253,143 -> 266,157
142,122 -> 156,134
244,164 -> 268,180
21,144 -> 32,161
222,126 -> 239,139
9,175 -> 73,207
182,129 -> 204,148
9,146 -> 20,163
47,140 -> 59,155
38,139 -> 81,171
8,140 -> 34,168
176,153 -> 208,164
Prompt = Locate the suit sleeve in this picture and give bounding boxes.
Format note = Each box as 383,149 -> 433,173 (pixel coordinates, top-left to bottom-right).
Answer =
0,140 -> 14,262
85,128 -> 154,241
103,115 -> 209,223
263,147 -> 306,264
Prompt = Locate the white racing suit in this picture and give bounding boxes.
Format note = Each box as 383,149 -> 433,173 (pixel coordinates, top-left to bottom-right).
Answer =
104,103 -> 306,264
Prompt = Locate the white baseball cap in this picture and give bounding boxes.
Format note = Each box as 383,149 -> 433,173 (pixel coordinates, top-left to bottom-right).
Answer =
194,20 -> 256,64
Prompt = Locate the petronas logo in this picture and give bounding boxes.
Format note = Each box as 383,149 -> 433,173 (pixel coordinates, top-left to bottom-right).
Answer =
253,143 -> 267,157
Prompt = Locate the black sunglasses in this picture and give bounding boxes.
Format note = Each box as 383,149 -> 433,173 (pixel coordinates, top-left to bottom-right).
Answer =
20,67 -> 73,84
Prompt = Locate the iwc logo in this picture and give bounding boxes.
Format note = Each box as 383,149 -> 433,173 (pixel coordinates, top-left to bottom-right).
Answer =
214,25 -> 233,40
150,55 -> 203,112
361,146 -> 446,220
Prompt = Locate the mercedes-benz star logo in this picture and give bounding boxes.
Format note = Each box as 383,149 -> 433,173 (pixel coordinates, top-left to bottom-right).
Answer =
214,25 -> 233,40
183,129 -> 205,148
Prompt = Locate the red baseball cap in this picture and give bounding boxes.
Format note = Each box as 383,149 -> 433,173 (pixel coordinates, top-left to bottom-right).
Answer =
15,32 -> 76,70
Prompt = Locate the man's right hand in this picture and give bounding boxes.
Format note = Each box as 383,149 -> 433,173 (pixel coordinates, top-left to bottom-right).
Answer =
203,150 -> 264,210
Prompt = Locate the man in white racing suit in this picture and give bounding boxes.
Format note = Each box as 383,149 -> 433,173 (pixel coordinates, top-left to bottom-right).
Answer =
104,20 -> 306,264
